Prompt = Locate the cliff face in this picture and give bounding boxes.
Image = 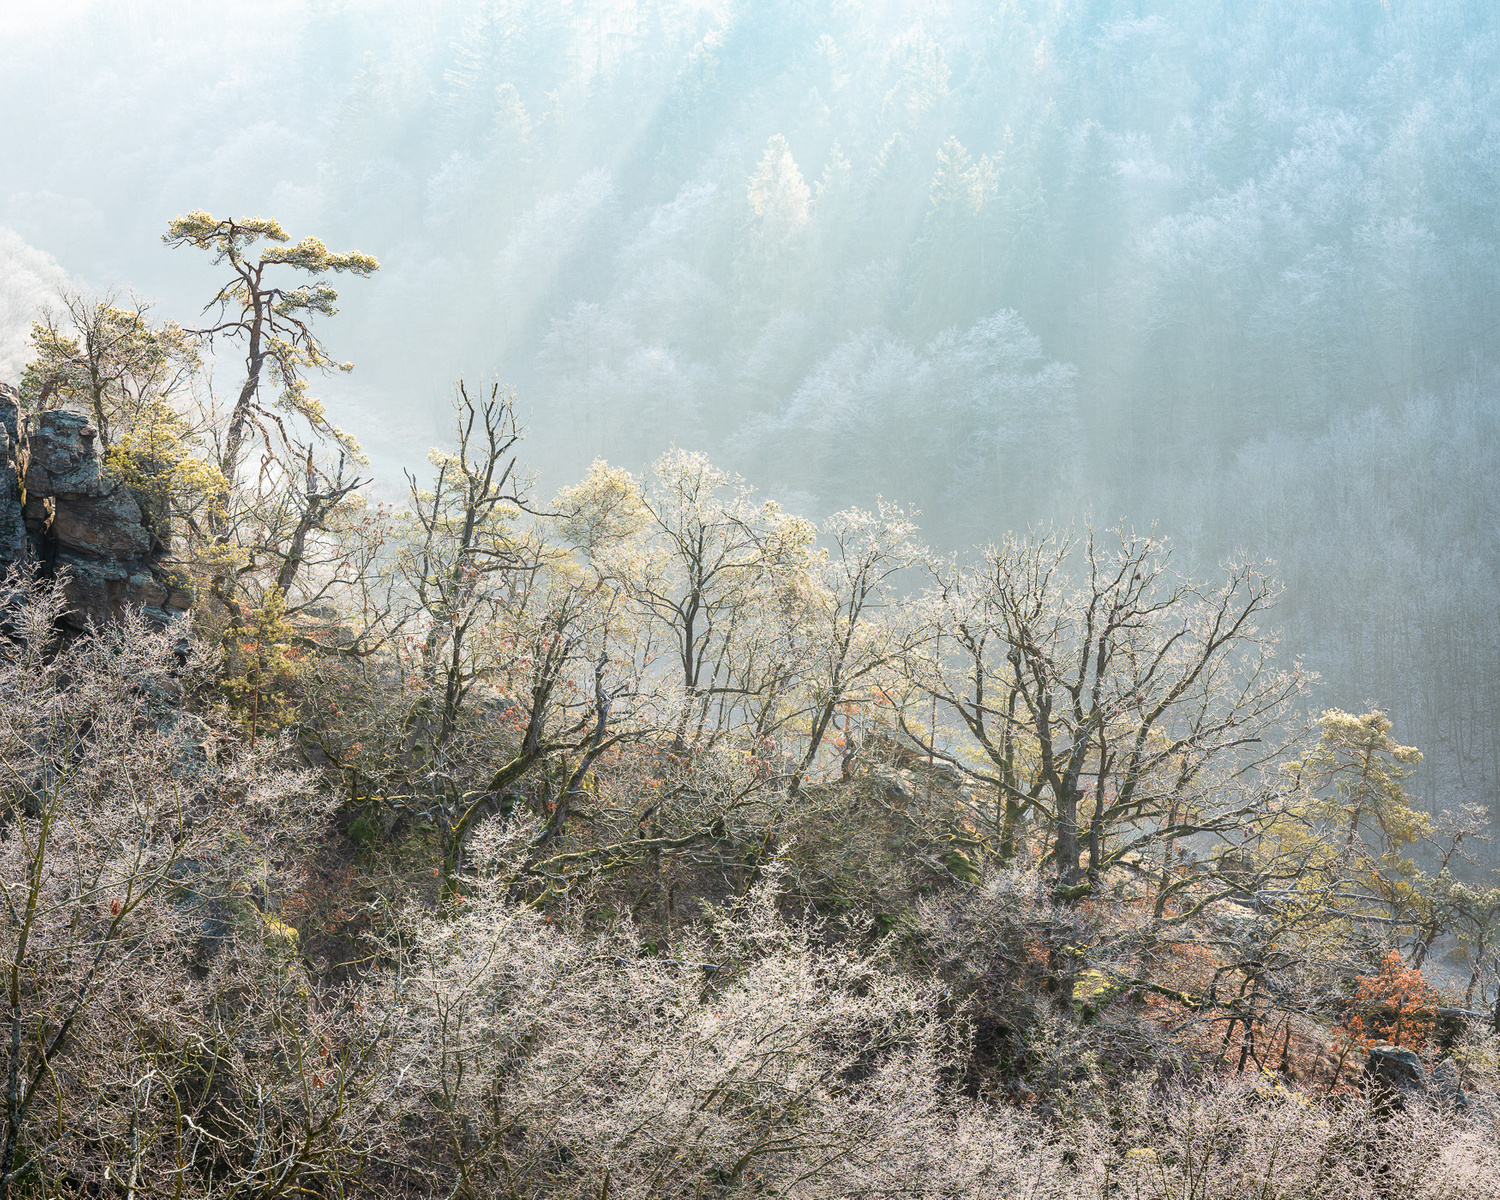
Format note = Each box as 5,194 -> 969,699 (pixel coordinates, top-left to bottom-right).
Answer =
0,382 -> 190,629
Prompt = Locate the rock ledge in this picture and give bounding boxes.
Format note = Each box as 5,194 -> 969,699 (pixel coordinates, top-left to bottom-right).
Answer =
0,382 -> 191,629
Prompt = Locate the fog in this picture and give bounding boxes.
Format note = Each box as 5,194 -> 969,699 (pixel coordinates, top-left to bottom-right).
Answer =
2,0 -> 1498,818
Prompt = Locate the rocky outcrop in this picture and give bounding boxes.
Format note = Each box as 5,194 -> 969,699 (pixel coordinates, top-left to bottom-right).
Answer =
0,382 -> 190,629
1363,1044 -> 1470,1114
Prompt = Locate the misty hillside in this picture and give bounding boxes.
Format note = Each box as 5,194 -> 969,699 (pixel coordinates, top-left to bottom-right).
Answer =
5,1 -> 1496,826
2,4 -> 1500,1196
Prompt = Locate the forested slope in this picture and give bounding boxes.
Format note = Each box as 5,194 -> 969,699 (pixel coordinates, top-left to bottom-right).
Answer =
0,2 -> 1499,1166
3,0 -> 1497,820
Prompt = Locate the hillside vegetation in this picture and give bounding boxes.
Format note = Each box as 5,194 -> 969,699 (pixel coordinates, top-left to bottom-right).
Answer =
0,217 -> 1497,1196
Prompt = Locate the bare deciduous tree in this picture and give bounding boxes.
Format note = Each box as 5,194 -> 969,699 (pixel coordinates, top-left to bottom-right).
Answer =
904,527 -> 1305,894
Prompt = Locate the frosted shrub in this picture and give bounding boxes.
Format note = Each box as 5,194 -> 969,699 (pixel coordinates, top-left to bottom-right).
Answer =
0,574 -> 378,1196
378,837 -> 1500,1199
378,855 -> 960,1197
1090,1080 -> 1500,1200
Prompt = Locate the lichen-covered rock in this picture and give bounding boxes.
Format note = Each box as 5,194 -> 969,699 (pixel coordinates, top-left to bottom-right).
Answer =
0,381 -> 190,630
0,426 -> 24,563
869,765 -> 920,803
1365,1044 -> 1423,1089
1363,1044 -> 1471,1114
1426,1058 -> 1471,1112
29,491 -> 153,557
23,409 -> 108,497
1363,1044 -> 1424,1117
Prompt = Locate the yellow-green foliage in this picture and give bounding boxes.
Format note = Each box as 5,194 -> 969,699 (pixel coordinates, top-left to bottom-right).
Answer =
219,587 -> 303,737
162,211 -> 380,471
261,916 -> 301,963
106,397 -> 227,520
1297,709 -> 1428,856
20,291 -> 199,453
276,379 -> 366,462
